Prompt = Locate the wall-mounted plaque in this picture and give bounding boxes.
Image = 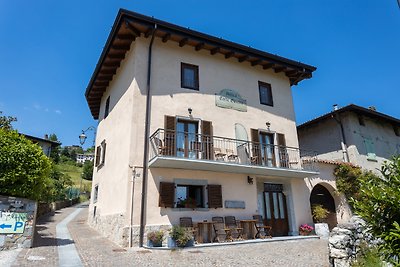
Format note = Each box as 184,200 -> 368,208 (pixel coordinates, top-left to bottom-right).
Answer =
224,200 -> 246,209
215,89 -> 247,112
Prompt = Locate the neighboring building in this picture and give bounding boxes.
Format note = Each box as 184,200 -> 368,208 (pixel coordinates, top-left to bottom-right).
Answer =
76,153 -> 95,163
23,134 -> 60,157
298,104 -> 400,173
85,9 -> 319,247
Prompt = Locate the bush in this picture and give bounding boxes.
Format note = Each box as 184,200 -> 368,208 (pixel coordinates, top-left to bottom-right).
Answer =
352,156 -> 400,265
169,226 -> 193,247
312,204 -> 329,223
147,230 -> 164,245
0,129 -> 52,201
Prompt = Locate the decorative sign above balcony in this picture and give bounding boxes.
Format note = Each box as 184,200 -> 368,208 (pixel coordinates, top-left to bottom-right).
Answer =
215,89 -> 247,112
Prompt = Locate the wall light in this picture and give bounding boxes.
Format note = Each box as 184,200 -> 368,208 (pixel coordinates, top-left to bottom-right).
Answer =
247,176 -> 254,185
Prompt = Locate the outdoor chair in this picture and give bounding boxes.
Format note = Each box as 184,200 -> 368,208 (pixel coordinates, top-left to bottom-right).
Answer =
179,217 -> 198,242
224,216 -> 243,240
226,148 -> 238,162
253,215 -> 272,238
211,217 -> 230,242
213,148 -> 226,161
153,136 -> 168,155
211,216 -> 224,223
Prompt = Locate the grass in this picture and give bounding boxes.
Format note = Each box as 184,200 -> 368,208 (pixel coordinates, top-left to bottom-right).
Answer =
352,245 -> 384,267
57,162 -> 92,193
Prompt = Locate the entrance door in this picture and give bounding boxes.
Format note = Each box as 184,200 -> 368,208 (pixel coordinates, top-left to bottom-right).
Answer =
263,183 -> 289,236
176,120 -> 198,159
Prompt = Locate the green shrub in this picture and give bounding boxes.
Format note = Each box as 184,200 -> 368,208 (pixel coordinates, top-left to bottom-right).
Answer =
352,242 -> 384,267
169,226 -> 193,247
312,204 -> 329,223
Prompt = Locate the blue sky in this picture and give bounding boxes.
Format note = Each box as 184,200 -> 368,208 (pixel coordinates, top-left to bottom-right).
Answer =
1,1 -> 399,148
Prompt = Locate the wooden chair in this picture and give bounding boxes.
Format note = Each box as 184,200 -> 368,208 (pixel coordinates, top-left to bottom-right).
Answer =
153,136 -> 168,155
224,216 -> 243,240
180,217 -> 198,242
213,148 -> 226,161
211,217 -> 230,242
226,149 -> 238,162
253,215 -> 272,238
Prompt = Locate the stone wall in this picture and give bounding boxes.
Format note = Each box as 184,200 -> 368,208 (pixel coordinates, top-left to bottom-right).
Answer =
329,216 -> 377,267
37,198 -> 79,218
0,196 -> 37,251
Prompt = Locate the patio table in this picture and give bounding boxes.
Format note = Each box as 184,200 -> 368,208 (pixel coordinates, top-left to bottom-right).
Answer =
196,221 -> 214,243
239,219 -> 257,239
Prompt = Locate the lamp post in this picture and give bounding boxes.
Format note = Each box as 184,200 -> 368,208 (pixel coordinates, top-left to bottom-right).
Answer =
78,126 -> 96,193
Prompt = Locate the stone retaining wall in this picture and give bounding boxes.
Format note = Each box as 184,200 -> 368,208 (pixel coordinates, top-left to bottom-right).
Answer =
329,216 -> 377,267
37,198 -> 79,218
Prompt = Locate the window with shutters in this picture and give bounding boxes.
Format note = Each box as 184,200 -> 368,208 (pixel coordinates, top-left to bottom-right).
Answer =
95,140 -> 107,169
104,96 -> 110,119
181,63 -> 199,90
258,81 -> 273,106
363,137 -> 377,161
159,181 -> 222,209
93,184 -> 99,203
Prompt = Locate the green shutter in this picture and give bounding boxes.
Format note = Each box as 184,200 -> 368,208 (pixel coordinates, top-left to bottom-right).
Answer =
364,138 -> 376,161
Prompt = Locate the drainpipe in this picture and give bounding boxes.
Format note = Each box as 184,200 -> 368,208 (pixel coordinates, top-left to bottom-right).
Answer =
139,24 -> 157,247
332,110 -> 349,163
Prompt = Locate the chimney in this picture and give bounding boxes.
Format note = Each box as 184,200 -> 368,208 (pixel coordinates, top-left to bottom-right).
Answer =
333,104 -> 339,111
368,106 -> 376,111
44,134 -> 49,140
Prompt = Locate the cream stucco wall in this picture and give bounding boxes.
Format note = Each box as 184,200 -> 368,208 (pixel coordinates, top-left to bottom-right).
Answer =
89,35 -> 314,245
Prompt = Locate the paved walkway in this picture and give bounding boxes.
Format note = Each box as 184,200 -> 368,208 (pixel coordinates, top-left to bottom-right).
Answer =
4,204 -> 330,266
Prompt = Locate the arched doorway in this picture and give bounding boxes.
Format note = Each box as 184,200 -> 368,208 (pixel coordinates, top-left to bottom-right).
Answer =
310,184 -> 337,229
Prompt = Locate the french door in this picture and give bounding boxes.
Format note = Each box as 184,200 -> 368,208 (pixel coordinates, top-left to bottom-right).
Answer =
263,183 -> 289,236
176,120 -> 198,159
259,132 -> 275,167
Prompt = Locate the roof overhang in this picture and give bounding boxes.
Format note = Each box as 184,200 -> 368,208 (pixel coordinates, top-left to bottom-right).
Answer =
85,9 -> 317,119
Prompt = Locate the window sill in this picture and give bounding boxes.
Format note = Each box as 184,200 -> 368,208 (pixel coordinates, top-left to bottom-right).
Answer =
172,208 -> 210,212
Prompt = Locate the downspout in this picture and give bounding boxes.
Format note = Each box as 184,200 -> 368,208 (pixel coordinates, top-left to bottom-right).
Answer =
332,112 -> 349,162
139,24 -> 157,247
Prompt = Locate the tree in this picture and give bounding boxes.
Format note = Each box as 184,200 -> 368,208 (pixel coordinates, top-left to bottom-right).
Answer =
352,156 -> 400,265
81,160 -> 93,180
0,111 -> 17,130
48,133 -> 61,163
0,128 -> 53,201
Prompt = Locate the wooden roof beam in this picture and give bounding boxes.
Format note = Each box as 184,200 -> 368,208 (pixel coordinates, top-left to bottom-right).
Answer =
263,63 -> 275,69
195,42 -> 205,51
124,21 -> 141,37
285,70 -> 298,76
108,53 -> 125,59
274,66 -> 287,73
116,34 -> 136,40
111,44 -> 131,50
210,47 -> 220,55
103,61 -> 120,68
162,33 -> 171,43
238,55 -> 248,62
225,51 -> 234,59
144,29 -> 153,38
179,38 -> 189,47
100,68 -> 116,75
251,59 -> 262,66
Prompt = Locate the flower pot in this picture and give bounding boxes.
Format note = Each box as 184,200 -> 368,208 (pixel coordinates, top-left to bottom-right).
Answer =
299,231 -> 311,236
147,240 -> 163,247
167,237 -> 194,248
314,223 -> 329,238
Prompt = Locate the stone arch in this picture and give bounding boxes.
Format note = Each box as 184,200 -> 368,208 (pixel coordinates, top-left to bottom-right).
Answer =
310,183 -> 338,229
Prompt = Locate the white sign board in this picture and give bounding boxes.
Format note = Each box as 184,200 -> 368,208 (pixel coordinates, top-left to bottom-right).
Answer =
0,212 -> 27,234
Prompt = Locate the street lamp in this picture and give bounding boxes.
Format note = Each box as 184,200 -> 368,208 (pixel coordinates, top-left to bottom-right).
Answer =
79,126 -> 96,146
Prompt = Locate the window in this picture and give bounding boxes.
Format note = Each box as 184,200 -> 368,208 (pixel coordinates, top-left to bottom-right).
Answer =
393,125 -> 400,137
176,185 -> 204,208
158,182 -> 222,209
181,63 -> 199,90
93,184 -> 99,203
258,81 -> 273,106
95,140 -> 107,168
363,137 -> 376,161
358,115 -> 365,126
104,96 -> 110,119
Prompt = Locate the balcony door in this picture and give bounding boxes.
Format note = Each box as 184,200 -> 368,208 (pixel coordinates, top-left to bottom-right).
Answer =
176,120 -> 198,159
259,132 -> 275,167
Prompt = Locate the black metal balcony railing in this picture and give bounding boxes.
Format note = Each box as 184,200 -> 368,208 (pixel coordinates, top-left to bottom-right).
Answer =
149,129 -> 318,172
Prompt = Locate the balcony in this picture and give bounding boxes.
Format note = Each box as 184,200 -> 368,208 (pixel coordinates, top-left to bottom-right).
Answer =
149,129 -> 318,178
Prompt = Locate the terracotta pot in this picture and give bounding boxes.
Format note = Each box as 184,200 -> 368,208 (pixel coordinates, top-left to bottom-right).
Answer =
299,231 -> 311,236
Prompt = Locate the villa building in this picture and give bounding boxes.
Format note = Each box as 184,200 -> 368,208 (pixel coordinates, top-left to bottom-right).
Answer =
85,9 -> 319,247
23,134 -> 60,157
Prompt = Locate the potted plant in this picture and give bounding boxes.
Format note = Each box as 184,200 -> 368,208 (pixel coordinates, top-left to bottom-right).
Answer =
147,230 -> 164,247
299,224 -> 314,236
168,225 -> 194,248
312,204 -> 329,238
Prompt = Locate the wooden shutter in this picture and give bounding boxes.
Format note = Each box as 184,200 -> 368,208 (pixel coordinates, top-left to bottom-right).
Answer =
207,184 -> 222,208
101,142 -> 106,165
277,133 -> 288,168
250,129 -> 261,165
202,120 -> 213,160
164,116 -> 176,156
95,146 -> 101,167
159,182 -> 175,208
